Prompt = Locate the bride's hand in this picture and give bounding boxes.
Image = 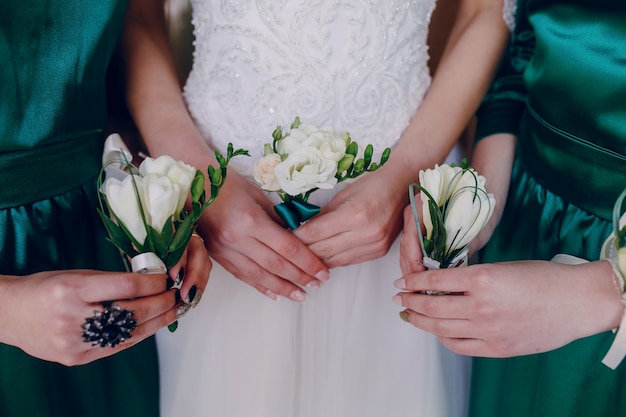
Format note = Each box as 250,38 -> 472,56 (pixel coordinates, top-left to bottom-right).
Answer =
0,269 -> 179,366
198,171 -> 329,301
294,164 -> 406,268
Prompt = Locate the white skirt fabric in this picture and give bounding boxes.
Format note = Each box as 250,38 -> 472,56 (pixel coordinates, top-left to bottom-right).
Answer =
157,238 -> 470,417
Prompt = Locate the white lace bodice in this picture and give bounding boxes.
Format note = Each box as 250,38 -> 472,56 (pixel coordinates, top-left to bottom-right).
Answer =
184,0 -> 436,176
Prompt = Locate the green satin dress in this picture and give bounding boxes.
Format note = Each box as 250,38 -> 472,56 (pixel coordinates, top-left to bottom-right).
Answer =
470,0 -> 626,415
0,2 -> 159,416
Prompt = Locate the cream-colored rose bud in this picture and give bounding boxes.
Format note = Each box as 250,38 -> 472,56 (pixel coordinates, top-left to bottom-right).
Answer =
253,153 -> 282,191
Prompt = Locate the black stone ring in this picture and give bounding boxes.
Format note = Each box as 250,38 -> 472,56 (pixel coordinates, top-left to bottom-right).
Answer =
81,305 -> 137,348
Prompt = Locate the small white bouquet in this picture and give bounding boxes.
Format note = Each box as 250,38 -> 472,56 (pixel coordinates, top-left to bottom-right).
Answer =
98,134 -> 248,271
253,117 -> 391,229
97,134 -> 248,331
409,161 -> 495,270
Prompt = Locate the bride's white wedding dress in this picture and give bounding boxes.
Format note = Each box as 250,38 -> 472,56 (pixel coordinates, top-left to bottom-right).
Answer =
158,1 -> 471,416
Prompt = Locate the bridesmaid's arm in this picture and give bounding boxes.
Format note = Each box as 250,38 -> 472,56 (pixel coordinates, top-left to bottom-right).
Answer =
295,0 -> 510,268
121,0 -> 329,301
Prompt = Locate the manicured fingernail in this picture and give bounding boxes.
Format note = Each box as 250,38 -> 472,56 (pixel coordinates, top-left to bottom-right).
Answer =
176,267 -> 185,285
190,288 -> 203,308
289,290 -> 307,303
399,310 -> 410,323
306,280 -> 322,289
184,285 -> 198,305
177,303 -> 192,319
392,294 -> 403,306
315,270 -> 330,282
265,290 -> 279,301
166,277 -> 175,289
393,278 -> 406,290
175,289 -> 182,304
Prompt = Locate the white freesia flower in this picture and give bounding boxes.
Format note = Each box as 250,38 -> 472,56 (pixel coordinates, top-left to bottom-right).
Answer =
139,155 -> 196,217
274,147 -> 338,195
253,153 -> 282,191
415,163 -> 495,268
105,175 -> 148,245
140,174 -> 181,236
104,172 -> 182,245
444,177 -> 496,250
318,135 -> 349,162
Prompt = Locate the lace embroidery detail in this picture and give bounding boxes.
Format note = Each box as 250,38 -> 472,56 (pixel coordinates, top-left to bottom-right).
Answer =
185,0 -> 436,176
503,0 -> 516,31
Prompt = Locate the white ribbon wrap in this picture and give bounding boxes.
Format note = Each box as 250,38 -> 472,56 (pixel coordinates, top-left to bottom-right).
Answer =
131,252 -> 167,275
551,244 -> 626,370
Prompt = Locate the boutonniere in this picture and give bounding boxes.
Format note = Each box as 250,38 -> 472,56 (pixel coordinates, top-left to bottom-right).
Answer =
253,117 -> 391,229
409,161 -> 495,270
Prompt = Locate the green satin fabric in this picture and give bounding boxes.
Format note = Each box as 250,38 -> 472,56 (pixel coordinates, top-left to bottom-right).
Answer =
470,0 -> 626,415
0,1 -> 159,416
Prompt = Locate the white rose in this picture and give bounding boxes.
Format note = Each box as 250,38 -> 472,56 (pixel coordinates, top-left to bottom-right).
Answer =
274,147 -> 338,195
253,153 -> 282,191
318,135 -> 348,162
276,124 -> 336,155
105,175 -> 148,245
139,155 -> 196,217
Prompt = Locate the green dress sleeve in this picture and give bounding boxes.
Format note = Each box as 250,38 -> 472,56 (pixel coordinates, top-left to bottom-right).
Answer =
474,1 -> 534,143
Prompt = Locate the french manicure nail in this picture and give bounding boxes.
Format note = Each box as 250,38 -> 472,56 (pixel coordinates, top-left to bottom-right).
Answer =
392,294 -> 403,306
315,270 -> 330,282
393,278 -> 406,290
265,290 -> 279,301
306,280 -> 322,289
289,290 -> 307,303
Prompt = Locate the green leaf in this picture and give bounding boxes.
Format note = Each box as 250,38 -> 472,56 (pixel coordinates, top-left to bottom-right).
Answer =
168,215 -> 195,255
291,116 -> 301,129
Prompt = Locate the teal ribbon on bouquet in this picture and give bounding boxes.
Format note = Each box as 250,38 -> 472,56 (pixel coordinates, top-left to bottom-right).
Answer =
274,199 -> 321,230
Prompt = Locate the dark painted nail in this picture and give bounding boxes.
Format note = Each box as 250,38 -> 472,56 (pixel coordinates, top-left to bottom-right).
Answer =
166,277 -> 175,289
185,285 -> 197,304
175,289 -> 182,304
176,267 -> 185,285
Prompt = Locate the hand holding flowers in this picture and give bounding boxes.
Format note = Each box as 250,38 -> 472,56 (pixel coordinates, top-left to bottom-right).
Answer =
253,117 -> 391,229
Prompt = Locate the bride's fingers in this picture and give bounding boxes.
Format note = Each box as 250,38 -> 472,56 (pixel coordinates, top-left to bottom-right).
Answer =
397,307 -> 474,339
